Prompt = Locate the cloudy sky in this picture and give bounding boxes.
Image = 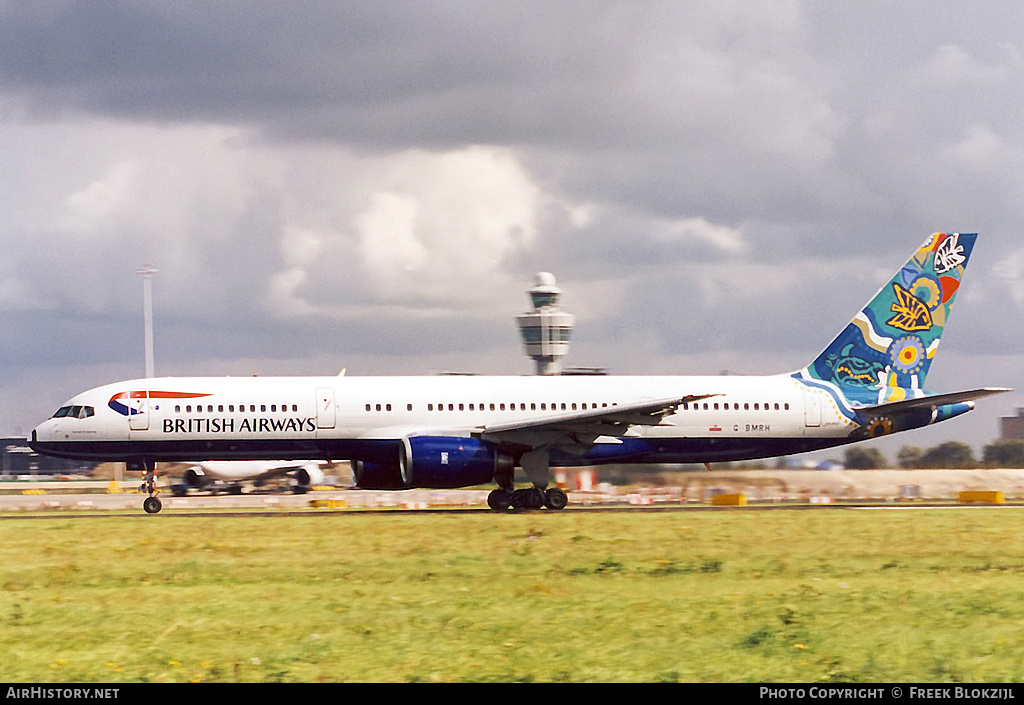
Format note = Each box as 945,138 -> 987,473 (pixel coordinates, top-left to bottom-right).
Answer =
2,1 -> 1022,459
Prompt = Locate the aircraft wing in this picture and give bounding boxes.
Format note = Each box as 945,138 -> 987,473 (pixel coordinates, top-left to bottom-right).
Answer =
476,393 -> 717,448
858,388 -> 1012,419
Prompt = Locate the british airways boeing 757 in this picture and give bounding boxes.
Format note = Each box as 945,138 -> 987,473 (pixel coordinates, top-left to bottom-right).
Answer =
31,233 -> 1009,513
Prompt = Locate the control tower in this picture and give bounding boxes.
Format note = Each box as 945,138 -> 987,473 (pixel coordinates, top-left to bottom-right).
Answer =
516,272 -> 575,375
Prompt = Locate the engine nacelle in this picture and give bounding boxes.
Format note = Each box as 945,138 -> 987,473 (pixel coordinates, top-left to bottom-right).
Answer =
352,436 -> 511,490
291,464 -> 326,487
182,466 -> 208,488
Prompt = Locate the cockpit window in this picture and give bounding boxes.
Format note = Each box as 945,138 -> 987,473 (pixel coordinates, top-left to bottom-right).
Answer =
51,405 -> 94,419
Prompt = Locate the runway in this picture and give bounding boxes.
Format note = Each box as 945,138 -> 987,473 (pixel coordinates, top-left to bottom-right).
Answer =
5,467 -> 1024,515
2,489 -> 1021,518
0,485 -> 490,513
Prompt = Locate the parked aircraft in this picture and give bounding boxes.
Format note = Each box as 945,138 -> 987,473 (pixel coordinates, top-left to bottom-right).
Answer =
171,460 -> 326,497
31,233 -> 1008,514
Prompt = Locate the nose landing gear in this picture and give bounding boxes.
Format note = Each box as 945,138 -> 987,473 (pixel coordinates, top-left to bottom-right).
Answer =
143,495 -> 162,514
130,459 -> 163,514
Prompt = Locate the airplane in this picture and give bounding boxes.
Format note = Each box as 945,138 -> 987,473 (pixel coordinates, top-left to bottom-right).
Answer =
30,232 -> 1009,514
171,460 -> 327,497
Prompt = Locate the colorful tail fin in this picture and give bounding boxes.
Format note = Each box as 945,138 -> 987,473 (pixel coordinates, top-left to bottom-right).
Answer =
798,233 -> 977,403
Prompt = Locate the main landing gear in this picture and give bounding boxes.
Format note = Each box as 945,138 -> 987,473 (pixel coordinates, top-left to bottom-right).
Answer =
130,459 -> 163,514
487,447 -> 569,511
487,486 -> 568,511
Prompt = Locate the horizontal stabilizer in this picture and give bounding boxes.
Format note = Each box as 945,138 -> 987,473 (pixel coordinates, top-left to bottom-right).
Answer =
859,387 -> 1011,418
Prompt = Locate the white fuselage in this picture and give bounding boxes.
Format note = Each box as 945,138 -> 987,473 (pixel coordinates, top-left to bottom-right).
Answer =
31,373 -> 856,466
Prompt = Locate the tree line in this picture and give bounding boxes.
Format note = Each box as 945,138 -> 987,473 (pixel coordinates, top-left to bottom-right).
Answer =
843,440 -> 1024,470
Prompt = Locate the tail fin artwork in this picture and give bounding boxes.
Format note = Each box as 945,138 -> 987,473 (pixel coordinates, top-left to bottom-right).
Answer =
797,232 -> 976,406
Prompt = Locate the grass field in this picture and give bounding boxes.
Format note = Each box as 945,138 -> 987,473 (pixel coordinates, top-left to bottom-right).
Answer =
3,507 -> 1024,682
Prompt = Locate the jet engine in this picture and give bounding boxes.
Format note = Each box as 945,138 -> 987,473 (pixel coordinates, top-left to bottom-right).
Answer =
182,466 -> 209,488
352,436 -> 512,490
288,463 -> 326,492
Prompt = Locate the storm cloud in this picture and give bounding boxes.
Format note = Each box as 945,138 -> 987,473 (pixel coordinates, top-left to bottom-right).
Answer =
2,1 -> 1021,456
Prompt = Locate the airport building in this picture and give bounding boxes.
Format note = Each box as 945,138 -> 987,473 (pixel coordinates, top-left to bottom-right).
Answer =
516,272 -> 575,375
515,272 -> 605,377
1001,409 -> 1024,441
1,437 -> 98,477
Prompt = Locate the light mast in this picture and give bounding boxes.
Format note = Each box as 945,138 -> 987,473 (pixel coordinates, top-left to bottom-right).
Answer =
136,265 -> 158,378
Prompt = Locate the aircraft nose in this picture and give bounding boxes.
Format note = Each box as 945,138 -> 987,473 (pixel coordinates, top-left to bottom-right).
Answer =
30,421 -> 53,449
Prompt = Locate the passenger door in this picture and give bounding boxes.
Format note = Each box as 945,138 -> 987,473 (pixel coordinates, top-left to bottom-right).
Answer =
129,392 -> 150,431
802,386 -> 822,428
316,388 -> 336,429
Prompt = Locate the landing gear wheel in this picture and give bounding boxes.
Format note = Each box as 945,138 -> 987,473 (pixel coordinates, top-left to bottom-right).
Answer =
143,496 -> 162,514
526,487 -> 545,509
510,487 -> 545,511
488,489 -> 512,511
509,489 -> 529,511
544,487 -> 568,510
